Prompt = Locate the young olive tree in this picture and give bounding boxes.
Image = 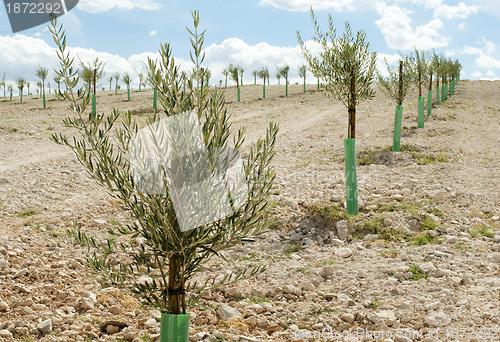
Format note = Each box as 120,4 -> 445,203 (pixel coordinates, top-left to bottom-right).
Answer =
298,10 -> 377,215
275,71 -> 281,85
277,64 -> 290,96
378,57 -> 414,151
411,48 -> 428,127
138,72 -> 145,91
252,70 -> 257,85
15,76 -> 26,102
49,11 -> 278,320
257,66 -> 269,99
298,64 -> 307,93
222,68 -> 228,88
113,72 -> 120,94
107,76 -> 113,91
36,65 -> 49,108
0,73 -> 5,97
123,72 -> 131,100
79,58 -> 105,94
7,83 -> 13,101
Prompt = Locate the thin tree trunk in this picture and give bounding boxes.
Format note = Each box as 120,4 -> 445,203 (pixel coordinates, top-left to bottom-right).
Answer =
398,61 -> 403,106
348,75 -> 356,139
429,73 -> 433,91
168,254 -> 184,314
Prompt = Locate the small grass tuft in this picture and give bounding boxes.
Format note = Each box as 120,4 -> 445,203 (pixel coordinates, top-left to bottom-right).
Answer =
17,209 -> 39,218
283,242 -> 302,254
469,225 -> 495,239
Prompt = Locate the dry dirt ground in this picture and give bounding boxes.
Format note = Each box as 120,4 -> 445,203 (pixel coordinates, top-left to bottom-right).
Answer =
0,80 -> 499,342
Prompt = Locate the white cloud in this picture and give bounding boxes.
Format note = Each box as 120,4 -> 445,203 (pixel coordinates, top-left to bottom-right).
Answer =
395,0 -> 443,10
0,34 -> 156,88
376,53 -> 402,77
457,22 -> 466,30
475,54 -> 500,69
149,30 -> 158,37
462,39 -> 500,76
77,0 -> 161,13
375,3 -> 450,50
434,2 -> 480,19
258,0 -> 374,12
204,38 -> 318,84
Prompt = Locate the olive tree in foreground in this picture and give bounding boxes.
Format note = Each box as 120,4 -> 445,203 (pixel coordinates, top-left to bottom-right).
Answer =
36,65 -> 49,108
49,12 -> 278,341
298,9 -> 377,215
378,57 -> 413,152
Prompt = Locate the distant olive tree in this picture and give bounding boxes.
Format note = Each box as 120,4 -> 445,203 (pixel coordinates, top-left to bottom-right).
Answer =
15,76 -> 26,102
252,70 -> 257,85
298,9 -> 377,216
257,66 -> 269,98
79,58 -> 105,94
36,65 -> 49,108
0,72 -> 5,97
298,64 -> 307,92
123,72 -> 131,100
298,10 -> 377,139
107,76 -> 113,91
275,71 -> 281,85
7,83 -> 13,101
113,73 -> 120,94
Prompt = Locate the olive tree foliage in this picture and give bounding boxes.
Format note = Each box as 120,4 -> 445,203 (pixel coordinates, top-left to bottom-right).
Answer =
297,9 -> 377,138
298,64 -> 307,83
257,66 -> 269,85
123,72 -> 131,88
378,56 -> 414,106
224,64 -> 242,88
49,12 -> 278,315
15,76 -> 26,94
0,72 -> 5,97
276,64 -> 290,84
79,58 -> 105,93
411,48 -> 429,96
36,65 -> 49,93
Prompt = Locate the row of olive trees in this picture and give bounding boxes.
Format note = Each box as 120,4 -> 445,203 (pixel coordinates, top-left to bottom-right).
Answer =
378,49 -> 462,151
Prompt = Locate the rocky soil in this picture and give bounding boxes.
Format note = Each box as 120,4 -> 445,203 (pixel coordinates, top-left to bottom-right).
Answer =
0,81 -> 499,341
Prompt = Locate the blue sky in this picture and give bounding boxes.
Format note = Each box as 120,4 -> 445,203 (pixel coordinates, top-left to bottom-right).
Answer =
0,0 -> 499,90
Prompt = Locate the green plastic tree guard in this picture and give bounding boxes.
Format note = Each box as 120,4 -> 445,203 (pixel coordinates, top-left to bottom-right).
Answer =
153,89 -> 157,113
263,84 -> 265,99
127,87 -> 131,101
20,91 -> 22,103
303,81 -> 306,93
344,138 -> 359,216
286,83 -> 288,97
237,87 -> 240,102
449,82 -> 452,97
160,313 -> 190,342
317,78 -> 320,90
10,91 -> 12,101
91,94 -> 96,118
43,93 -> 46,109
393,105 -> 403,152
436,86 -> 440,105
441,84 -> 446,102
427,90 -> 432,115
418,96 -> 425,128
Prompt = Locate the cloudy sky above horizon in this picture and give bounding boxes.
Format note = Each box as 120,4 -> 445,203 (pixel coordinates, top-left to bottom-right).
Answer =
0,0 -> 499,89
